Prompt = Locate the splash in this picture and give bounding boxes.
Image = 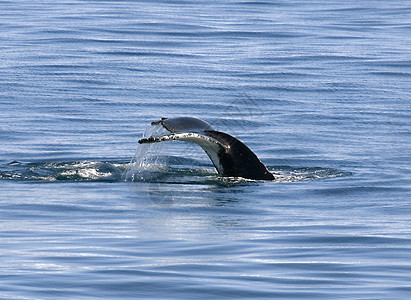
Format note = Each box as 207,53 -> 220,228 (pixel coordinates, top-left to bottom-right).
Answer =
123,123 -> 170,182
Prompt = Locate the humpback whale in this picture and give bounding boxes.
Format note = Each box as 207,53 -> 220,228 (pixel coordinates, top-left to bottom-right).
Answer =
138,117 -> 275,181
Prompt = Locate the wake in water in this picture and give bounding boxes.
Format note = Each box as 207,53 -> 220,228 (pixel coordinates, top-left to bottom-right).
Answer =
0,125 -> 351,183
0,160 -> 127,182
0,158 -> 349,183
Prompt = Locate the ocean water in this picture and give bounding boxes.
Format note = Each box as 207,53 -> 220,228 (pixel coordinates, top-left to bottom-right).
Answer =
1,0 -> 410,298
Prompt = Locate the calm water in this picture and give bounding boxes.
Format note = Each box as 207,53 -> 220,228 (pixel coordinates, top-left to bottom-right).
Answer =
1,0 -> 410,298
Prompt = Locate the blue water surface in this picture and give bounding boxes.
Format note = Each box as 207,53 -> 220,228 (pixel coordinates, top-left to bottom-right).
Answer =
1,0 -> 410,299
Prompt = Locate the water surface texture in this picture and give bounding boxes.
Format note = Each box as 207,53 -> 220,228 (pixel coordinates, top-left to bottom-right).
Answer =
1,1 -> 410,299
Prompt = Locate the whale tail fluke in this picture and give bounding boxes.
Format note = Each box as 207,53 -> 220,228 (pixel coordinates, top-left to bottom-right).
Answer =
138,117 -> 274,181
